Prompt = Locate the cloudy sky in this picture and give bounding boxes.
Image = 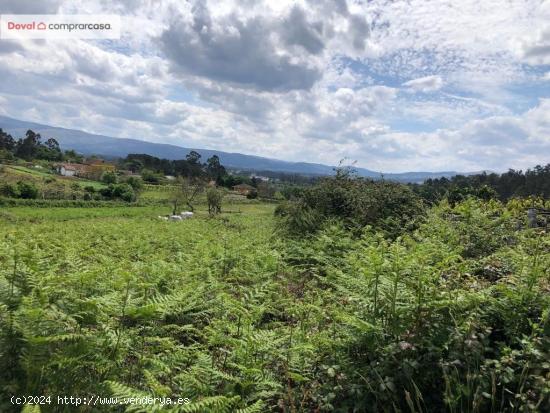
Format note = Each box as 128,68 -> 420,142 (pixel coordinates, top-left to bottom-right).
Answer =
0,0 -> 549,172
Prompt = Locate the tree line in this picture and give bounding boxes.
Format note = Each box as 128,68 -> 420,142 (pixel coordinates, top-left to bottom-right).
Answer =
0,128 -> 65,161
411,164 -> 550,204
120,152 -> 260,189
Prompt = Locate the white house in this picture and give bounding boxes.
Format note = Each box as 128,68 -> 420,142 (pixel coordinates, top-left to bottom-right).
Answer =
59,164 -> 77,177
57,163 -> 88,177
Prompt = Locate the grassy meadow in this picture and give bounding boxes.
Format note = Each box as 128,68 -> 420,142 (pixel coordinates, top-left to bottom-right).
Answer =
0,198 -> 549,412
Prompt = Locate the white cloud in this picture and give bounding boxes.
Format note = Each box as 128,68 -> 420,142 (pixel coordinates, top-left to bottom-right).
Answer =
0,0 -> 548,172
403,75 -> 444,93
520,27 -> 550,65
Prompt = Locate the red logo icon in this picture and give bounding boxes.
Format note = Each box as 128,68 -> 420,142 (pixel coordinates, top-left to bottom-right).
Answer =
37,22 -> 46,30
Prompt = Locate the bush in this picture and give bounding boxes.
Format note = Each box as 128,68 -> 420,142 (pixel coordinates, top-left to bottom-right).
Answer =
124,176 -> 143,191
207,187 -> 223,215
99,185 -> 114,198
277,171 -> 425,237
0,183 -> 20,198
100,183 -> 135,202
140,169 -> 162,184
101,171 -> 118,184
113,183 -> 135,202
16,181 -> 39,199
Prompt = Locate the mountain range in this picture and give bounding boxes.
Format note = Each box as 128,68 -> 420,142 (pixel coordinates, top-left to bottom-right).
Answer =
0,115 -> 470,183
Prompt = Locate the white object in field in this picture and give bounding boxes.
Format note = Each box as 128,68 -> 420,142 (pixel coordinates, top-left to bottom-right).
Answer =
169,215 -> 182,221
180,211 -> 194,218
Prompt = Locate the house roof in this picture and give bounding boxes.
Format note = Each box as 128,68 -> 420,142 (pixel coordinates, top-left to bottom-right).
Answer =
60,163 -> 89,171
233,183 -> 255,190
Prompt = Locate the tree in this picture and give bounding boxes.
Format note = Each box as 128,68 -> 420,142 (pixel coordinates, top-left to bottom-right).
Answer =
38,137 -> 63,161
207,187 -> 223,216
206,155 -> 226,184
45,138 -> 60,151
186,150 -> 202,165
63,149 -> 84,163
170,177 -> 206,215
126,159 -> 144,173
185,151 -> 204,179
0,129 -> 15,152
15,130 -> 41,160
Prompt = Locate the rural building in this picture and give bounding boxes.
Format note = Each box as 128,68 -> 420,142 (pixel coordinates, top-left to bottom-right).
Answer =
57,163 -> 90,177
232,183 -> 255,195
56,159 -> 115,179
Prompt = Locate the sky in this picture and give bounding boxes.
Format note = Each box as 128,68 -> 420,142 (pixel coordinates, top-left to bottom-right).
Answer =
0,0 -> 549,173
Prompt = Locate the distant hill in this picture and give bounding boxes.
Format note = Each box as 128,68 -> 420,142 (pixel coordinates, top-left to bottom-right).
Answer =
0,115 -> 466,182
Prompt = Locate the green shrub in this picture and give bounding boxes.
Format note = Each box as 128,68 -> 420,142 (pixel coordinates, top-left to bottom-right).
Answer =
246,189 -> 258,199
206,187 -> 223,215
100,183 -> 136,202
16,181 -> 38,199
277,171 -> 425,237
124,176 -> 143,191
101,171 -> 118,184
0,183 -> 20,198
140,168 -> 162,183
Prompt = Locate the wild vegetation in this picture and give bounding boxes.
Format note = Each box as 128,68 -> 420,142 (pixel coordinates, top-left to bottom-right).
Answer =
0,167 -> 548,412
411,164 -> 550,204
1,130 -> 549,411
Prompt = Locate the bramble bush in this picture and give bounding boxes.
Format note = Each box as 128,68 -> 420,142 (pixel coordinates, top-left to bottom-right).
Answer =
276,169 -> 425,238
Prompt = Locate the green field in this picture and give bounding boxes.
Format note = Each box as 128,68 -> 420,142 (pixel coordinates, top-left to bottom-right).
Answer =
2,164 -> 107,190
7,165 -> 56,178
0,199 -> 548,412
